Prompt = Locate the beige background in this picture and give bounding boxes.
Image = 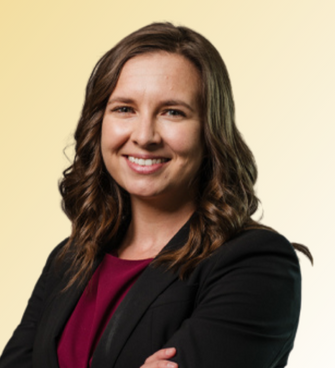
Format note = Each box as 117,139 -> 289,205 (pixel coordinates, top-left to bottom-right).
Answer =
1,0 -> 334,366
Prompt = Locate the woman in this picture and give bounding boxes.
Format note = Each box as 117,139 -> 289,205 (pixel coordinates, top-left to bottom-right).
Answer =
0,23 -> 312,368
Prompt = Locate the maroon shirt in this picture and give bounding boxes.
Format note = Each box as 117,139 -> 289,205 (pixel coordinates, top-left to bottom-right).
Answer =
57,253 -> 152,368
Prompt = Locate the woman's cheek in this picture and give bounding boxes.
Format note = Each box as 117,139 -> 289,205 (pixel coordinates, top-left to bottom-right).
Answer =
101,118 -> 131,152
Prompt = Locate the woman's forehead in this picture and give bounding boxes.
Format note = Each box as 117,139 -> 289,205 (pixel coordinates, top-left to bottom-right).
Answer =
109,52 -> 201,105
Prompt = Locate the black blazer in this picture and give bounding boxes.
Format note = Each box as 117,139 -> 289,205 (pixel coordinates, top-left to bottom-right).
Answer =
0,224 -> 301,368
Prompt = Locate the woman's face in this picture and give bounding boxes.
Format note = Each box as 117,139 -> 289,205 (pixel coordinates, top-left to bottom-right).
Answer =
101,52 -> 204,206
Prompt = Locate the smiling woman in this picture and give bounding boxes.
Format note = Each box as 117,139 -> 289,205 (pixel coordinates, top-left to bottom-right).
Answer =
0,22 -> 312,368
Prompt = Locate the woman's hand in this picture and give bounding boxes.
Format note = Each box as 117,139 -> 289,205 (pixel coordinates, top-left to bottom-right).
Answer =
140,347 -> 178,368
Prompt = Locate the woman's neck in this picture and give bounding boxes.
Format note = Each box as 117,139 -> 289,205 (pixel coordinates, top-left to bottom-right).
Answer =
117,195 -> 195,260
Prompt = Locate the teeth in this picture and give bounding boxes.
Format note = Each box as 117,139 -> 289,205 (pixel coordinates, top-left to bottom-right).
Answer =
128,156 -> 168,166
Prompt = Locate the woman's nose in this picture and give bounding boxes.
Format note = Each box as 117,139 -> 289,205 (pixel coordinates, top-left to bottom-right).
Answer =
131,114 -> 162,147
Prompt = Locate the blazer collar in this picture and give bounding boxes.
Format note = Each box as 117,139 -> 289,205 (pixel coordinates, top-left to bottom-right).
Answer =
91,218 -> 190,367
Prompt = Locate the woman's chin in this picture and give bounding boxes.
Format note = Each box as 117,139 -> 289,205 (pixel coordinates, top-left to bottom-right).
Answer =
128,190 -> 165,201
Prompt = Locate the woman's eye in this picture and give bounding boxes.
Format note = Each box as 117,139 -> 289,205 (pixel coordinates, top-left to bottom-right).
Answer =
165,109 -> 185,117
113,106 -> 133,113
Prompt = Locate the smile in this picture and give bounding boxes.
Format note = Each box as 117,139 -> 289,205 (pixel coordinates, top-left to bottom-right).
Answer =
127,156 -> 169,166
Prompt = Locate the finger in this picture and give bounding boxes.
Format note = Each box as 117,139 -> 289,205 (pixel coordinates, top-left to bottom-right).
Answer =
140,359 -> 178,368
144,347 -> 176,364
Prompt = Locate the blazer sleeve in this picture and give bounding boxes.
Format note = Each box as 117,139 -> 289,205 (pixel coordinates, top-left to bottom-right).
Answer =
163,230 -> 302,368
0,239 -> 68,368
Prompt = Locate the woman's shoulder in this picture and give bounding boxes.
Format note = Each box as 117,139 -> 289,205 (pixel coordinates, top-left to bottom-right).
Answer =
48,237 -> 69,258
38,238 -> 72,288
194,228 -> 301,284
43,237 -> 70,269
216,228 -> 298,260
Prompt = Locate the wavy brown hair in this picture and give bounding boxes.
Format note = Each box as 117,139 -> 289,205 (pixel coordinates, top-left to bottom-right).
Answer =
58,22 -> 312,288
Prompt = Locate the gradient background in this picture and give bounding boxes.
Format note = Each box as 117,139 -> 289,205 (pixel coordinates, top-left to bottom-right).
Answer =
1,0 -> 334,366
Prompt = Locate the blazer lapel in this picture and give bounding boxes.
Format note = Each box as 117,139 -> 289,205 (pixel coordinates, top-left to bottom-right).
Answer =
91,220 -> 190,368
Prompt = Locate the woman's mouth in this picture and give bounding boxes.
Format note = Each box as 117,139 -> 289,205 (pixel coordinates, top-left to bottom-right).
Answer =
125,155 -> 170,174
127,156 -> 169,166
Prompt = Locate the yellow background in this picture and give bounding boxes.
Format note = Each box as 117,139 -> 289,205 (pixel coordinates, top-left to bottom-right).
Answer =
1,0 -> 334,366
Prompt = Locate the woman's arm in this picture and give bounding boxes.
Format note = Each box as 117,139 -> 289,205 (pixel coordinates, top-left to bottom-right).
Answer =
146,230 -> 301,368
0,240 -> 67,368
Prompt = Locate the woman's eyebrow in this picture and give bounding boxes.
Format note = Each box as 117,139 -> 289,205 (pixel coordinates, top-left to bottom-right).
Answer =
161,100 -> 195,112
107,97 -> 135,106
107,97 -> 195,113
